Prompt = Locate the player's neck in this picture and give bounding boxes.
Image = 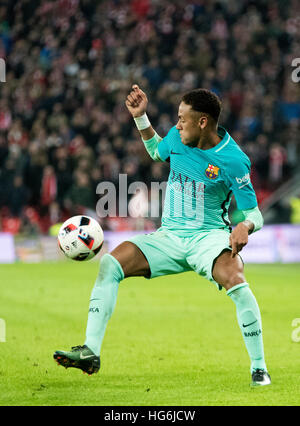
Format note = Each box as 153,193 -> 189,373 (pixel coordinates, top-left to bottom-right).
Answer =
197,130 -> 222,150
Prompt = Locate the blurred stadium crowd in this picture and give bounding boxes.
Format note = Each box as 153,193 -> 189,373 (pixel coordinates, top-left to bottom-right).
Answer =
0,0 -> 299,234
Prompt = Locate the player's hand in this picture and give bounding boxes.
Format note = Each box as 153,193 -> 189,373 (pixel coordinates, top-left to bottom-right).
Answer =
125,84 -> 148,118
229,222 -> 249,258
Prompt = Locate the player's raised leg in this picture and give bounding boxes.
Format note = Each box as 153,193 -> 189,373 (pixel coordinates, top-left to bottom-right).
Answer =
54,242 -> 150,374
212,250 -> 271,386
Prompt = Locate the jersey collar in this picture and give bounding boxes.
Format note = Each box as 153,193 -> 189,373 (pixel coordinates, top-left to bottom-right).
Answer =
211,126 -> 230,153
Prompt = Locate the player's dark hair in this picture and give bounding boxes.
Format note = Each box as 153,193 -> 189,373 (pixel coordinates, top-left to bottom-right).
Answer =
181,89 -> 222,123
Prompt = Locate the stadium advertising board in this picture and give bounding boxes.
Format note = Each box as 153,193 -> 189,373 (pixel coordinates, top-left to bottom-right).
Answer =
1,224 -> 300,263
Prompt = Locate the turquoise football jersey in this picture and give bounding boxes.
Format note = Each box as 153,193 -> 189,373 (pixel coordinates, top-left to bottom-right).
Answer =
157,126 -> 257,235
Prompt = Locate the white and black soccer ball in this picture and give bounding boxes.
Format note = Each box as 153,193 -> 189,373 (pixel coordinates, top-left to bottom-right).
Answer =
58,215 -> 104,261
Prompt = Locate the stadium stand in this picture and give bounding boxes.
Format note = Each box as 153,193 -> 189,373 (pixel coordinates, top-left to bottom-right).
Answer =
0,0 -> 299,233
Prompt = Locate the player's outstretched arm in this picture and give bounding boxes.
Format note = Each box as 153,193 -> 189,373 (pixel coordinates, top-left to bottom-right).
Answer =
126,85 -> 163,162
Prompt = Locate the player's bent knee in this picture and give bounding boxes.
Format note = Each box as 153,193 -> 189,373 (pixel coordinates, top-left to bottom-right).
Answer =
212,250 -> 245,291
98,253 -> 125,283
222,271 -> 246,291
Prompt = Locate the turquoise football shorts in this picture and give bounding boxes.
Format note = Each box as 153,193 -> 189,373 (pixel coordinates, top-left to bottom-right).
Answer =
127,227 -> 233,291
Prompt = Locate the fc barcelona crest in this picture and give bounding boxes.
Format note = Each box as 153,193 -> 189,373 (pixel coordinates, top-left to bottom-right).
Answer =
205,164 -> 219,179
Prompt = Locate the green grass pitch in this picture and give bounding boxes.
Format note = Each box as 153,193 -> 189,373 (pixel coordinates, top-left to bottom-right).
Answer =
0,261 -> 300,406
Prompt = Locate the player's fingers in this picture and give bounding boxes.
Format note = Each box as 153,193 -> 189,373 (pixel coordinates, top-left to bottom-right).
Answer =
132,85 -> 142,99
231,241 -> 237,258
130,91 -> 142,104
132,84 -> 147,100
130,87 -> 144,104
127,93 -> 138,107
139,89 -> 147,101
127,93 -> 135,103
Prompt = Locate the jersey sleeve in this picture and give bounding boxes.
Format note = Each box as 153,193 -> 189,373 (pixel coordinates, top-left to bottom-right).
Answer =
226,156 -> 258,210
157,126 -> 177,161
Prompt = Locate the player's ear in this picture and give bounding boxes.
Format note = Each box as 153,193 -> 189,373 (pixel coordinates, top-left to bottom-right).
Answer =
198,115 -> 208,129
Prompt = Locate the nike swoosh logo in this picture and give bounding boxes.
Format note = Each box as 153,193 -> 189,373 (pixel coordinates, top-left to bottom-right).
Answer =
242,320 -> 258,328
90,298 -> 100,302
80,353 -> 95,360
170,150 -> 181,155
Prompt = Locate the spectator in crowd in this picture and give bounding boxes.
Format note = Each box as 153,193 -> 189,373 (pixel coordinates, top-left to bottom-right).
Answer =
64,170 -> 95,214
9,175 -> 28,217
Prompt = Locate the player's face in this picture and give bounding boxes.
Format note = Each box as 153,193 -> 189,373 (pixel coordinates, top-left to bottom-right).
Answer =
176,102 -> 206,147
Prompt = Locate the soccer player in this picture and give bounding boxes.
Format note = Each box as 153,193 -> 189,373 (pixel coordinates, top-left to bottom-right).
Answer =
54,85 -> 271,386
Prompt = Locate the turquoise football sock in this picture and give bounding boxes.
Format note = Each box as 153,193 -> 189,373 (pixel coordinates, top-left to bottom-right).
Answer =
84,253 -> 124,356
227,283 -> 267,373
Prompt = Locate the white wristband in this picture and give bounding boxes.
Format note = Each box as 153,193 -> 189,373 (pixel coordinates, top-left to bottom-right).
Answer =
134,113 -> 151,131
